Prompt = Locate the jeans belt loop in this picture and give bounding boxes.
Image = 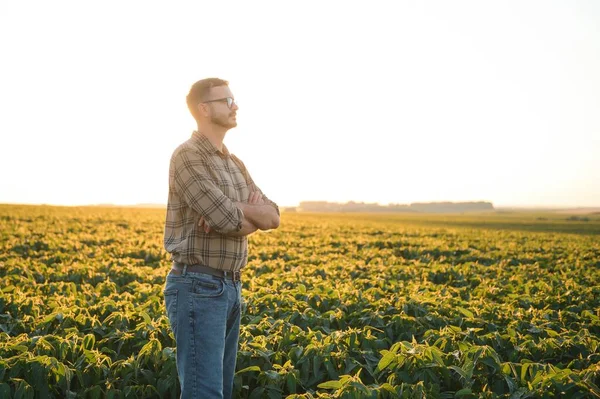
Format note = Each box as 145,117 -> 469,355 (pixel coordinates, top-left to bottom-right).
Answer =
182,264 -> 188,277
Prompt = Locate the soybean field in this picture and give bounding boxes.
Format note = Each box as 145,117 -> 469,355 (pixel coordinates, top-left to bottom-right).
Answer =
0,204 -> 599,398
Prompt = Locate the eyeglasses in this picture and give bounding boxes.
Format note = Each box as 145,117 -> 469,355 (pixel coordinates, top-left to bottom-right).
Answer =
202,97 -> 236,109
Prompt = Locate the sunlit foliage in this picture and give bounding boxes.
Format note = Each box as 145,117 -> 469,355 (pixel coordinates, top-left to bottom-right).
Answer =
0,205 -> 599,398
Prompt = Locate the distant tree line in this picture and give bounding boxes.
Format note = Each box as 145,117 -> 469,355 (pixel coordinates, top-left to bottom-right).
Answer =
291,201 -> 494,213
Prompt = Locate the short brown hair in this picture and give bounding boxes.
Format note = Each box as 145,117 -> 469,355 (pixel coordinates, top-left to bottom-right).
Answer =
186,78 -> 229,122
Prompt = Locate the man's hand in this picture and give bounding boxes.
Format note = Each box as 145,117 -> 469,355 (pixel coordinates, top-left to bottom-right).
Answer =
248,191 -> 265,205
198,216 -> 212,233
237,192 -> 279,231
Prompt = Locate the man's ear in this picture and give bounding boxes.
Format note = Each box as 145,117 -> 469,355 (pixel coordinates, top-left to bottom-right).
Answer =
198,103 -> 210,117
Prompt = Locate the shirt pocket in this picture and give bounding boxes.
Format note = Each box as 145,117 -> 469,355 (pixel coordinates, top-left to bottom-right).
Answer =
230,165 -> 250,201
212,169 -> 237,199
208,157 -> 249,201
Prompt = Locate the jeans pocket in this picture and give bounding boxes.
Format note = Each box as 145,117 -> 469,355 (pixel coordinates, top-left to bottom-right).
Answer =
191,278 -> 225,298
163,289 -> 178,334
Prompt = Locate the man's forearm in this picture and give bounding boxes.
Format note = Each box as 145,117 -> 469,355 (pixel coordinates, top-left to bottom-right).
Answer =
236,202 -> 280,230
226,217 -> 259,237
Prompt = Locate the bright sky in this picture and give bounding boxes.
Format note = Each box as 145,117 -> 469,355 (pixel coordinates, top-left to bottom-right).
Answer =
1,1 -> 599,208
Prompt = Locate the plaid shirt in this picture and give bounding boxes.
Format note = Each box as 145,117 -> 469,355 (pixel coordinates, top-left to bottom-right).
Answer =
164,131 -> 278,271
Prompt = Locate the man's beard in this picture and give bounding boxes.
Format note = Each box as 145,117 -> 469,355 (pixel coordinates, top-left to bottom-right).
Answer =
211,113 -> 237,129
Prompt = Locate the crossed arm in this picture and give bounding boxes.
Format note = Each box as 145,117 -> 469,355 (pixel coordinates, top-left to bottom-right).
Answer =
199,191 -> 279,236
172,148 -> 279,237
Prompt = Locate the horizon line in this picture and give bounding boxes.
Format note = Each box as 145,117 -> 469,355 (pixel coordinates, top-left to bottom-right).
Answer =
1,201 -> 599,210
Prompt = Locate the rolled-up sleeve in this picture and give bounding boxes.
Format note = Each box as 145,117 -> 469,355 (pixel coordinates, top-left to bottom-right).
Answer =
172,149 -> 243,234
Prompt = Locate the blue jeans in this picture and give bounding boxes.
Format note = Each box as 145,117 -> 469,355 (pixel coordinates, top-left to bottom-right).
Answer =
163,270 -> 242,399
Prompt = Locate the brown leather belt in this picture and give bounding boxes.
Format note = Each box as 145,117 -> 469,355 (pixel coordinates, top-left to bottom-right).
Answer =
171,262 -> 242,282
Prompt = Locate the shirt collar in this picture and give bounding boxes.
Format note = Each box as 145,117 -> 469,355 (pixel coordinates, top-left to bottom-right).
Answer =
191,131 -> 230,157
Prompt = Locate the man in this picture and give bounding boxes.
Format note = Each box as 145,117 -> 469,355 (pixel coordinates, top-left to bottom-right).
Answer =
163,78 -> 280,399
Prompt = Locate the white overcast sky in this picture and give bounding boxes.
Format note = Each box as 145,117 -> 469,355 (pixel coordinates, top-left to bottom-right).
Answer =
1,0 -> 599,207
